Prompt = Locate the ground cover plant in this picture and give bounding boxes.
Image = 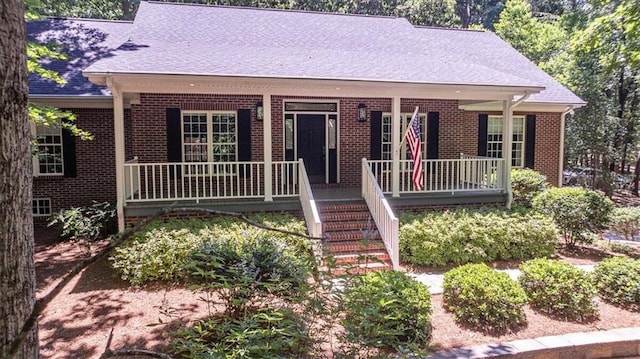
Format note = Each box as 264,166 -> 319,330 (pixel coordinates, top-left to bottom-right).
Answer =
532,187 -> 614,246
400,209 -> 557,267
443,263 -> 527,333
341,270 -> 432,354
593,257 -> 640,310
518,259 -> 598,321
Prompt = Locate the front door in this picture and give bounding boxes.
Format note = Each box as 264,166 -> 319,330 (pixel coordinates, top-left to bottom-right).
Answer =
297,114 -> 326,183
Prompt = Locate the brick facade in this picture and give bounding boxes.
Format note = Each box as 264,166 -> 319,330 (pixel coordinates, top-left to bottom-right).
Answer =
33,95 -> 562,214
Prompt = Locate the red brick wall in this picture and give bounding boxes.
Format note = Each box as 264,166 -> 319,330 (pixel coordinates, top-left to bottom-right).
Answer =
533,112 -> 561,186
32,108 -> 124,214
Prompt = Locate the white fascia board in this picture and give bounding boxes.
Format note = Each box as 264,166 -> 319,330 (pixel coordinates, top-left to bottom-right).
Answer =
459,100 -> 585,113
29,94 -> 140,109
85,73 -> 543,102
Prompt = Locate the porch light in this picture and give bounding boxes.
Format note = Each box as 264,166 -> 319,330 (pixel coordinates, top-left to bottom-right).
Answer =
357,103 -> 367,122
256,101 -> 264,121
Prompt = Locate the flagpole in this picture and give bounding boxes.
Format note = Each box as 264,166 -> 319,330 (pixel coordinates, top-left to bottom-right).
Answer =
396,106 -> 420,152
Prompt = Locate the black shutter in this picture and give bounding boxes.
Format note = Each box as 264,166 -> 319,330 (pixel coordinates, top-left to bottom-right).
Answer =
370,111 -> 382,160
166,108 -> 182,178
525,114 -> 536,169
62,127 -> 76,178
478,114 -> 488,156
237,109 -> 251,177
426,111 -> 439,159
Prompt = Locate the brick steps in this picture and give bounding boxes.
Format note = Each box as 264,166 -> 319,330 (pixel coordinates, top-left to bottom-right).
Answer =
318,201 -> 393,275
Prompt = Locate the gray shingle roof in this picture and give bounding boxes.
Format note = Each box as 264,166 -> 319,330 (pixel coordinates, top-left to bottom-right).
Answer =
27,18 -> 132,96
29,1 -> 583,105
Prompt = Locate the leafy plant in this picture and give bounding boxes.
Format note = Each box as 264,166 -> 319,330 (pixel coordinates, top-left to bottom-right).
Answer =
172,307 -> 313,359
48,201 -> 115,241
593,257 -> 640,310
608,207 -> 640,241
400,209 -> 557,267
341,270 -> 432,352
511,168 -> 549,207
532,187 -> 614,246
518,259 -> 598,321
443,263 -> 527,333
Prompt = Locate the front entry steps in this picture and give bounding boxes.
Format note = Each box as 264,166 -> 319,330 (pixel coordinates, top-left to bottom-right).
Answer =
318,201 -> 393,275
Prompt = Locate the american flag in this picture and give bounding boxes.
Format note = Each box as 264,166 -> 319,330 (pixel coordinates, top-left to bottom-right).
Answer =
405,109 -> 424,191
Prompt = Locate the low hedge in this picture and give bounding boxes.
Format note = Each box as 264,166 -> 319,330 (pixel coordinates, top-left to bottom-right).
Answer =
110,215 -> 310,285
400,209 -> 558,267
593,257 -> 640,310
518,259 -> 598,321
511,168 -> 549,207
341,270 -> 432,351
443,263 -> 527,333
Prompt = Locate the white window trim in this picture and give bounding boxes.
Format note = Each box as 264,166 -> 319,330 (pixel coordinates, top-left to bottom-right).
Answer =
31,121 -> 64,177
381,112 -> 427,162
32,198 -> 52,217
181,111 -> 238,175
488,115 -> 525,168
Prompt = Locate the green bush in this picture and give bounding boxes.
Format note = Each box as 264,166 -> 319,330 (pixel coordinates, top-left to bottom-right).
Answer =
511,168 -> 549,207
110,215 -> 311,285
48,201 -> 116,240
443,263 -> 527,333
532,187 -> 614,246
593,257 -> 640,310
518,259 -> 598,321
341,270 -> 432,351
609,207 -> 640,240
172,307 -> 313,358
400,209 -> 557,267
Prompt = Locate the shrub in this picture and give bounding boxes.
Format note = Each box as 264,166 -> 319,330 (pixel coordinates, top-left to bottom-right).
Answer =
341,270 -> 432,351
511,168 -> 549,207
593,257 -> 640,310
48,201 -> 116,240
172,307 -> 312,358
532,187 -> 614,246
110,215 -> 311,285
443,263 -> 527,333
609,207 -> 640,240
518,259 -> 598,321
400,209 -> 557,267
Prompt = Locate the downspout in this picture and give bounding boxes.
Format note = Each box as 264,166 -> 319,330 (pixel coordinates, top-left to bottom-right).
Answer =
559,106 -> 573,187
505,91 -> 531,208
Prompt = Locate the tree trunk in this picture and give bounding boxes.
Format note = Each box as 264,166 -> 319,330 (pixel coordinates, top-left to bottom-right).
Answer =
0,0 -> 38,357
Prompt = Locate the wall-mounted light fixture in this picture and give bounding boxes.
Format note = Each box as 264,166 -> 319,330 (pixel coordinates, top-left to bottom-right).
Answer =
256,101 -> 264,121
357,103 -> 367,122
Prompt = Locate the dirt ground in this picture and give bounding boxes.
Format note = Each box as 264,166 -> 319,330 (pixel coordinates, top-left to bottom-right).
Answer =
34,190 -> 640,358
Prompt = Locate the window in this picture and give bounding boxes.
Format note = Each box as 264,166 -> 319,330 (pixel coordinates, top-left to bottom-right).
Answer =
381,113 -> 426,160
487,115 -> 525,167
182,111 -> 237,172
35,123 -> 63,175
32,198 -> 51,217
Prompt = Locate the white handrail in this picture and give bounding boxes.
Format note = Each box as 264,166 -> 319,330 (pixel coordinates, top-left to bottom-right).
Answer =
124,157 -> 139,200
362,158 -> 399,269
298,159 -> 322,256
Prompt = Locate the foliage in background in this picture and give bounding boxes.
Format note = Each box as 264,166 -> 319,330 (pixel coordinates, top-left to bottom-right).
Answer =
532,187 -> 614,246
593,257 -> 640,310
443,263 -> 527,333
511,168 -> 549,207
110,215 -> 310,285
48,201 -> 115,241
608,207 -> 640,241
518,259 -> 598,321
400,209 -> 557,267
341,270 -> 432,354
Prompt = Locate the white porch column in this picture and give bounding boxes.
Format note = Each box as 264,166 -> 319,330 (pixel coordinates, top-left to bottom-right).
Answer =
391,97 -> 402,197
107,77 -> 126,232
502,100 -> 514,208
263,94 -> 273,201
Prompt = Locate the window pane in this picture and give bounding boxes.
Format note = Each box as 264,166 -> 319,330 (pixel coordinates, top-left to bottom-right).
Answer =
328,115 -> 336,150
285,114 -> 294,150
35,124 -> 63,175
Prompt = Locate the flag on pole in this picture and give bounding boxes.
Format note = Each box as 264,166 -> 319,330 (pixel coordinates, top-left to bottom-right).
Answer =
405,108 -> 424,191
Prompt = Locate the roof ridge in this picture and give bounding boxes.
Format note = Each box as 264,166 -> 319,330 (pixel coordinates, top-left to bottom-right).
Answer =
38,16 -> 133,23
142,0 -> 401,21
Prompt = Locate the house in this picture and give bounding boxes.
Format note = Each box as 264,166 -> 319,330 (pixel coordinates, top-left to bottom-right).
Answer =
28,1 -> 584,269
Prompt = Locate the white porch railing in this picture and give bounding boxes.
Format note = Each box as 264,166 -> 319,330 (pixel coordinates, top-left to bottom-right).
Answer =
123,161 -> 301,203
367,156 -> 505,194
298,159 -> 322,253
361,158 -> 399,269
